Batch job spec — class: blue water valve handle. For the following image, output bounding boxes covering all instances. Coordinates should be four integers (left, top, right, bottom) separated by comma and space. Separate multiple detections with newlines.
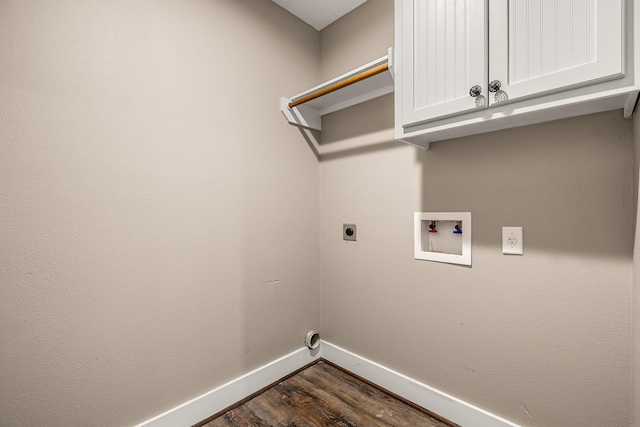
453, 223, 462, 234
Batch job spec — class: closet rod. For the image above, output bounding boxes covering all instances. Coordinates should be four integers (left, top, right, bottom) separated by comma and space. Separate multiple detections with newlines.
288, 63, 389, 109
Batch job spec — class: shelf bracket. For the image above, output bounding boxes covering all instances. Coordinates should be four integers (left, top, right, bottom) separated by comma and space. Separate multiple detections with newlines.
624, 90, 640, 119
280, 97, 321, 130
281, 50, 394, 132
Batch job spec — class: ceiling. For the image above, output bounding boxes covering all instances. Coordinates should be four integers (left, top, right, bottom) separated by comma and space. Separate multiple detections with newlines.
271, 0, 368, 31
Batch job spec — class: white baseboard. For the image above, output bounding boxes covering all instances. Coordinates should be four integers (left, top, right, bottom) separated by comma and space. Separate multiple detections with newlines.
133, 346, 320, 427
321, 341, 520, 427
134, 341, 519, 427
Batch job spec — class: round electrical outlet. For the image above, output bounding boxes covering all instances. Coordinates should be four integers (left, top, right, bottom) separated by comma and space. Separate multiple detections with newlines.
343, 223, 356, 241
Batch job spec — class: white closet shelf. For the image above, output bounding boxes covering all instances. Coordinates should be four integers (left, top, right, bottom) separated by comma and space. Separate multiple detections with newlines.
281, 48, 394, 131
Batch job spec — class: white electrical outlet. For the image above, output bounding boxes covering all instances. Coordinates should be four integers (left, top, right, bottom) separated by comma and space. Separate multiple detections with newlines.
502, 227, 523, 255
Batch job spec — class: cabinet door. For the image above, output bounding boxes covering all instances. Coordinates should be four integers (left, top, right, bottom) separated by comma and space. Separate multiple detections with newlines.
400, 0, 488, 127
488, 0, 624, 105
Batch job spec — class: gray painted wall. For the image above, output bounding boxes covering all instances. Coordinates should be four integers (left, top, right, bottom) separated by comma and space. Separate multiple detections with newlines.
632, 113, 640, 427
319, 1, 634, 426
1, 0, 636, 426
0, 1, 321, 426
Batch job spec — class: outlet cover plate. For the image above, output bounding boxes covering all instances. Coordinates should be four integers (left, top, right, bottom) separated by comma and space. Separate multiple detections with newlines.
343, 224, 356, 241
502, 227, 523, 255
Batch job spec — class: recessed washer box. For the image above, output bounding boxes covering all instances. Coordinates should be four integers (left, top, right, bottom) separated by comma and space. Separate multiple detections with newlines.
414, 212, 472, 266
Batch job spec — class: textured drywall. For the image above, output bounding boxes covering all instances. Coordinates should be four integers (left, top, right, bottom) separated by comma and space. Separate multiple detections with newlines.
0, 1, 320, 426
319, 1, 634, 426
633, 112, 640, 427
319, 0, 394, 81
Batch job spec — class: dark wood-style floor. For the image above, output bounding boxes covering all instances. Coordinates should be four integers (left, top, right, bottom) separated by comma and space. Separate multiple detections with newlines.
200, 360, 457, 427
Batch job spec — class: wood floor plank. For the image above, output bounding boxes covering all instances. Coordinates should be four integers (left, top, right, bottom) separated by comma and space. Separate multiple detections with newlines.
275, 373, 379, 426
201, 361, 453, 427
298, 363, 445, 427
207, 388, 312, 427
245, 388, 311, 427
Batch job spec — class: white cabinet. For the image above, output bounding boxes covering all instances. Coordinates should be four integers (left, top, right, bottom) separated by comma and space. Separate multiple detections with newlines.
396, 0, 636, 148
400, 1, 488, 125
489, 0, 623, 104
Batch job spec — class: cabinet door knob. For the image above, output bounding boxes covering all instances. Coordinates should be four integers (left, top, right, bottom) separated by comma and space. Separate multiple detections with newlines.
488, 80, 502, 92
469, 85, 482, 97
